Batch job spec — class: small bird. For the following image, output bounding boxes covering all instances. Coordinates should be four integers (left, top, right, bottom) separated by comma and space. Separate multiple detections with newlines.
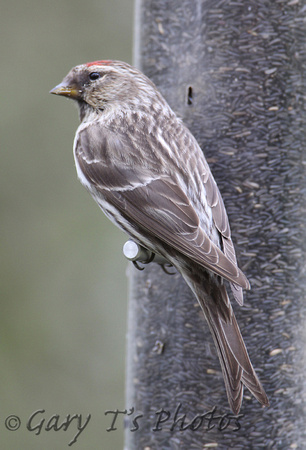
50, 60, 269, 414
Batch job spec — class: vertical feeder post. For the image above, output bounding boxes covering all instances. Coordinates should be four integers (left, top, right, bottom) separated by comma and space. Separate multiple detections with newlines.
125, 0, 306, 448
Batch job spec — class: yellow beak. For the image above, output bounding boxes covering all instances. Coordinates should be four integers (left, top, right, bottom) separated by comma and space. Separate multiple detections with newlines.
49, 82, 82, 100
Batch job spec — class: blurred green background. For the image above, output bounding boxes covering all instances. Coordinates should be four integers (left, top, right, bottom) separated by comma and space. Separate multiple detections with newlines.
1, 1, 134, 448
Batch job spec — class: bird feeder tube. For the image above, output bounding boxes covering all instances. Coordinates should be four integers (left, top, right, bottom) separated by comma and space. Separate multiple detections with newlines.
125, 0, 306, 448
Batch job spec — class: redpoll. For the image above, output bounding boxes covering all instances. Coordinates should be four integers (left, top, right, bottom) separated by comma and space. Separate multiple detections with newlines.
50, 60, 269, 413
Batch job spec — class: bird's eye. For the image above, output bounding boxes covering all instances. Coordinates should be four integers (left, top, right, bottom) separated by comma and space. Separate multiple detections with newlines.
89, 72, 101, 81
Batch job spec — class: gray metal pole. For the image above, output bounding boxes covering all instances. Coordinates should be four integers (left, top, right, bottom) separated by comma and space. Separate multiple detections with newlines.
125, 0, 306, 448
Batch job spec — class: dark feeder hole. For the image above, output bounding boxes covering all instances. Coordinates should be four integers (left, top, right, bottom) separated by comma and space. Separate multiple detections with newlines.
187, 86, 193, 105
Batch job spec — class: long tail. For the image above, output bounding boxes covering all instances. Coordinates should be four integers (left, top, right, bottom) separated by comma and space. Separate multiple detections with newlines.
182, 271, 269, 414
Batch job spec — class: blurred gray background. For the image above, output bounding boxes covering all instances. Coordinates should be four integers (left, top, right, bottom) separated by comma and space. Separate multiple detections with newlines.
1, 1, 134, 448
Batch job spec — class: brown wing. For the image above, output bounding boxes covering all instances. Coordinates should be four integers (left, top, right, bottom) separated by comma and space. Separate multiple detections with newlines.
203, 166, 245, 304
75, 122, 249, 289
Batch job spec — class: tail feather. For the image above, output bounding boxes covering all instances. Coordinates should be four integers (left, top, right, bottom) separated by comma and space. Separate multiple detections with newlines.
206, 300, 269, 414
208, 315, 244, 413
183, 272, 269, 414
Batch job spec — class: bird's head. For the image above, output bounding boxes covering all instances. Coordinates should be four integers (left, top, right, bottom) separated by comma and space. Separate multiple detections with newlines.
50, 60, 160, 121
